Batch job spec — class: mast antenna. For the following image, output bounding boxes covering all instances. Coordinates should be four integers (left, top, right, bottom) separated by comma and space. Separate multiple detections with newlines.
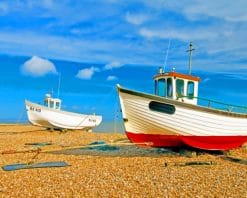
163, 38, 171, 72
57, 73, 61, 98
186, 42, 195, 75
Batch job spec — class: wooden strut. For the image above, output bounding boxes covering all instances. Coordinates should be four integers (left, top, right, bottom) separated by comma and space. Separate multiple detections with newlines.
164, 161, 217, 167
1, 148, 42, 165
1, 147, 41, 155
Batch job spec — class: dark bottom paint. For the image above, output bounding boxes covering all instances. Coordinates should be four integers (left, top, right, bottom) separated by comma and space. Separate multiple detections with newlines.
126, 131, 247, 150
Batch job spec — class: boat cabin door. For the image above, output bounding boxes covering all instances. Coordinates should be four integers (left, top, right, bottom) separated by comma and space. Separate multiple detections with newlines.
44, 94, 62, 110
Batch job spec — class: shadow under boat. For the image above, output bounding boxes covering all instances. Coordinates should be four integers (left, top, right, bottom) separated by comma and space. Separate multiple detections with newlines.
50, 140, 227, 158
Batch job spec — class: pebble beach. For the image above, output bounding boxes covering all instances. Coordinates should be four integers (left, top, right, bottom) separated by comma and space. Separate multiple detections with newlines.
0, 124, 246, 197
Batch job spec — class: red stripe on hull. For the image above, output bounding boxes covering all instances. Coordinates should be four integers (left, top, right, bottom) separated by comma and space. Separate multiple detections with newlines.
181, 136, 247, 150
126, 131, 247, 150
125, 132, 183, 147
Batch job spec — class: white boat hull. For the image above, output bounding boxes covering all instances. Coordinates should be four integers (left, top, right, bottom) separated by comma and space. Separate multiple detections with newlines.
117, 85, 247, 150
25, 100, 102, 130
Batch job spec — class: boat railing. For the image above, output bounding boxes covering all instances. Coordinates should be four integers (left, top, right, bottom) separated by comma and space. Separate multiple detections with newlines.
177, 95, 247, 114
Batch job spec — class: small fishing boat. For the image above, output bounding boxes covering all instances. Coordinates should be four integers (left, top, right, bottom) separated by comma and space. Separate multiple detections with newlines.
117, 43, 247, 150
25, 94, 102, 130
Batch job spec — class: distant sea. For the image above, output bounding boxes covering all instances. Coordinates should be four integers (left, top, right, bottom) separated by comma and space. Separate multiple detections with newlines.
1, 54, 246, 132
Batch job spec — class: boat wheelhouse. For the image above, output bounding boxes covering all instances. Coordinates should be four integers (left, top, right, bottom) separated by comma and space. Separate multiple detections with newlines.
154, 68, 200, 105
44, 94, 61, 110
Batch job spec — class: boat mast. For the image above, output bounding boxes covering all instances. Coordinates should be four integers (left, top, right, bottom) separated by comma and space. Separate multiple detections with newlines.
57, 73, 61, 98
187, 42, 195, 75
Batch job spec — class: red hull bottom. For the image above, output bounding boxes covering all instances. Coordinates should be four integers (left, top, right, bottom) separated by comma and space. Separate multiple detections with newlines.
126, 131, 247, 150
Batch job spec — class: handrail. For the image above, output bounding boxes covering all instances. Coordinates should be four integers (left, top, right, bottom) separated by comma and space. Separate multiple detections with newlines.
177, 95, 247, 112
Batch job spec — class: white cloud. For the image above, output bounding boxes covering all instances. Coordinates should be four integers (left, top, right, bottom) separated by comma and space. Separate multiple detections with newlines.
0, 31, 142, 65
104, 61, 123, 70
139, 27, 216, 41
21, 56, 57, 77
143, 0, 247, 22
42, 0, 54, 8
0, 2, 8, 15
71, 105, 81, 110
106, 75, 118, 81
223, 74, 247, 81
70, 28, 82, 35
202, 78, 210, 83
76, 66, 100, 80
182, 1, 247, 22
125, 12, 149, 25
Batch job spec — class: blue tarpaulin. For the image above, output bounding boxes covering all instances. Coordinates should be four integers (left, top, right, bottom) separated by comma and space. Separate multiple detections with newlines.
2, 161, 69, 171
85, 141, 119, 151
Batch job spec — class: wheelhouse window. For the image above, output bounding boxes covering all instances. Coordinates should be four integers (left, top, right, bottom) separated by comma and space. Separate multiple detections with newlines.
167, 78, 173, 98
55, 102, 60, 109
50, 101, 54, 108
44, 100, 48, 107
156, 79, 166, 97
187, 81, 194, 99
176, 79, 184, 97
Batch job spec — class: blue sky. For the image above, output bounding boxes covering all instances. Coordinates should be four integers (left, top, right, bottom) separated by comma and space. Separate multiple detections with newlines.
0, 0, 247, 129
0, 0, 247, 70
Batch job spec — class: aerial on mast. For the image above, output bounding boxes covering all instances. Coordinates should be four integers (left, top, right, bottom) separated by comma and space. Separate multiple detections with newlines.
187, 42, 195, 75
163, 38, 171, 73
57, 73, 61, 98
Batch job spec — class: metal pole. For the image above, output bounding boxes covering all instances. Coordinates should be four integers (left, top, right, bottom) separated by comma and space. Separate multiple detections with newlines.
57, 73, 61, 98
187, 42, 195, 75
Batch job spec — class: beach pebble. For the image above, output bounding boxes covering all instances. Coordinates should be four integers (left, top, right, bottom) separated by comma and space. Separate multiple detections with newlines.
0, 125, 246, 197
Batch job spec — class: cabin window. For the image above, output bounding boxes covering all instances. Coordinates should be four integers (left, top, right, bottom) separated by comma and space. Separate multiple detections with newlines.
176, 79, 184, 98
149, 101, 175, 114
187, 81, 194, 99
55, 102, 60, 109
44, 100, 48, 107
50, 101, 54, 108
167, 78, 173, 98
157, 79, 166, 97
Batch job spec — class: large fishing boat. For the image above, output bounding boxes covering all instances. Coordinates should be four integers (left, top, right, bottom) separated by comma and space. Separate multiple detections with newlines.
117, 43, 247, 150
25, 94, 102, 131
